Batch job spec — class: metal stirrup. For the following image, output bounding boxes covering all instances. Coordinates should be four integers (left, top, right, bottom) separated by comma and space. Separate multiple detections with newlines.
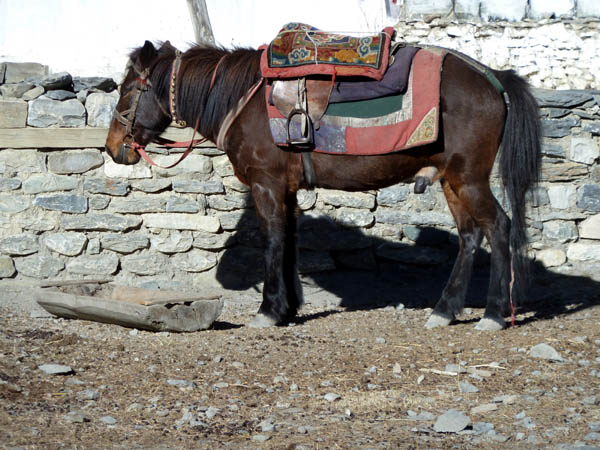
286, 78, 314, 147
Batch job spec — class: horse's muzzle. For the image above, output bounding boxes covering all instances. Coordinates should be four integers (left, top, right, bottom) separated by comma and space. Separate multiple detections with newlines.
105, 143, 139, 165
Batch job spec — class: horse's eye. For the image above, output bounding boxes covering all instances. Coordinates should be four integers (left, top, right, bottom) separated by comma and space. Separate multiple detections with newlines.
119, 85, 135, 96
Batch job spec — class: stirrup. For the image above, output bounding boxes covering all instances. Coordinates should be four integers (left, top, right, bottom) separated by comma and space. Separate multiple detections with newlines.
286, 107, 314, 147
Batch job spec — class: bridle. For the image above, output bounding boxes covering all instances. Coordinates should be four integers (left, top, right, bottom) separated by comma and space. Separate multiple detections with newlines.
113, 50, 215, 168
113, 65, 156, 139
113, 48, 265, 167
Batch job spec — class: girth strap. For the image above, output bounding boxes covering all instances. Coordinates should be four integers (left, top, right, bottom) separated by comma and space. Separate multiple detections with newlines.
301, 152, 317, 187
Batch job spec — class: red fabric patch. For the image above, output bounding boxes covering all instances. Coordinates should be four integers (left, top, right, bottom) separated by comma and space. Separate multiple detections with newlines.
342, 49, 444, 155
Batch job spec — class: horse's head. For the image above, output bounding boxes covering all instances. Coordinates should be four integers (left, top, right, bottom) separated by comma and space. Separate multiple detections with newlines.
105, 41, 173, 165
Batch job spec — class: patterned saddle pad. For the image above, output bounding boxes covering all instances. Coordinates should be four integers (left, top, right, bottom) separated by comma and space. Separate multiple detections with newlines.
266, 48, 447, 155
261, 22, 394, 80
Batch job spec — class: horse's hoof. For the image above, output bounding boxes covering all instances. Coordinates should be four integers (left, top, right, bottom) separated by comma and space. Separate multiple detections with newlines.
248, 313, 278, 328
414, 176, 430, 194
474, 317, 506, 331
424, 313, 452, 329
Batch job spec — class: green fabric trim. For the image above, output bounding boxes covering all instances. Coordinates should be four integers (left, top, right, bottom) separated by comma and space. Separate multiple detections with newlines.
414, 45, 505, 96
324, 93, 404, 119
484, 68, 505, 94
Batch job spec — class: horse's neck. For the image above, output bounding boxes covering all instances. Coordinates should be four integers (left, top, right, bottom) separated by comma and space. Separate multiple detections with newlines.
178, 49, 262, 145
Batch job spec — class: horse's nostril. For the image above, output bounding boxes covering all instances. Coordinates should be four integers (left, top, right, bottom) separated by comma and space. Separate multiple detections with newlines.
103, 144, 124, 164
117, 143, 129, 164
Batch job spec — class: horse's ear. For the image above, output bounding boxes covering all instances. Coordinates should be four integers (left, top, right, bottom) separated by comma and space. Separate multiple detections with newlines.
135, 41, 157, 70
158, 40, 176, 54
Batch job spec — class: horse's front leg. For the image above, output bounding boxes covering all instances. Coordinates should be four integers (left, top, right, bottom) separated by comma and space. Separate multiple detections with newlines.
248, 179, 302, 328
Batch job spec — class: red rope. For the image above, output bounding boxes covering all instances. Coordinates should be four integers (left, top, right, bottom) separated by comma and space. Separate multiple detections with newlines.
509, 261, 516, 327
132, 117, 207, 169
131, 137, 207, 169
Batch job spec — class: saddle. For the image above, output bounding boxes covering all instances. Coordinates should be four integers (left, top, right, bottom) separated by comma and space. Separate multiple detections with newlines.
271, 77, 333, 146
266, 47, 446, 159
262, 23, 397, 147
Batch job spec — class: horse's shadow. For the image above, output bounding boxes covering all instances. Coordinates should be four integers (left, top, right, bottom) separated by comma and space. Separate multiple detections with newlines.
215, 195, 600, 323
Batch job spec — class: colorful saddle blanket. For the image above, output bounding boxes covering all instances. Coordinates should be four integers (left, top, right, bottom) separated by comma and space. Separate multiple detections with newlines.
266, 47, 446, 155
261, 22, 394, 80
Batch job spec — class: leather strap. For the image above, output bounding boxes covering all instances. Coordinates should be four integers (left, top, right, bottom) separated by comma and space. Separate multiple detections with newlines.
211, 54, 226, 90
216, 77, 264, 149
170, 50, 187, 128
301, 151, 317, 186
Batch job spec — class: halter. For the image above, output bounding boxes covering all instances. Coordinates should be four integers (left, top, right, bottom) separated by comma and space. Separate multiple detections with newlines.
112, 49, 224, 168
113, 66, 157, 138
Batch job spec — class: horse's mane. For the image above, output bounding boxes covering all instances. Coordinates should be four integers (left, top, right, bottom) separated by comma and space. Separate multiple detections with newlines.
135, 43, 262, 139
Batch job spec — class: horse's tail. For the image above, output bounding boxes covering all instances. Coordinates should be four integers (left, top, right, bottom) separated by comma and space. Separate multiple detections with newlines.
493, 69, 542, 305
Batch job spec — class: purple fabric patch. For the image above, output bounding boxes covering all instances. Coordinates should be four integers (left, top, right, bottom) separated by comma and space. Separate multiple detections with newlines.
329, 46, 419, 103
269, 118, 348, 153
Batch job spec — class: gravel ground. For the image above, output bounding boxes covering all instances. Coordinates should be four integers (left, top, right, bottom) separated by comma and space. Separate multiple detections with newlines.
1, 266, 599, 449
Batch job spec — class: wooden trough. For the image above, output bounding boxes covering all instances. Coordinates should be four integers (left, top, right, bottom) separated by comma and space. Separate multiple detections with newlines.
35, 280, 224, 332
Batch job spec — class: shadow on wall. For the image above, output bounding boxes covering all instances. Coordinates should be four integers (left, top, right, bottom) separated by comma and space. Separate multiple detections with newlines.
216, 194, 600, 324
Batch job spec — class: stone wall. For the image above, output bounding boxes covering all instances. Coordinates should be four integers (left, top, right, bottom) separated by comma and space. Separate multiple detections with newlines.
389, 2, 600, 91
0, 59, 599, 289
0, 64, 118, 128
395, 19, 600, 90
400, 0, 600, 21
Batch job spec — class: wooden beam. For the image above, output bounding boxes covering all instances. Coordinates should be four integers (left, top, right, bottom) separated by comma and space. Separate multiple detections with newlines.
39, 279, 114, 288
36, 288, 224, 332
0, 127, 214, 149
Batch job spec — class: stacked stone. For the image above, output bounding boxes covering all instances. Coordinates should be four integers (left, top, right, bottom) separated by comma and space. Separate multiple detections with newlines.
0, 62, 599, 287
402, 0, 600, 21
0, 143, 235, 285
0, 62, 118, 129
531, 89, 600, 281
394, 19, 600, 90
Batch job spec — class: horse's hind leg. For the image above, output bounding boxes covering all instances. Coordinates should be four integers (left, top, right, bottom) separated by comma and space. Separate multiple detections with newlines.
434, 179, 511, 330
248, 179, 302, 328
475, 196, 511, 331
425, 179, 483, 328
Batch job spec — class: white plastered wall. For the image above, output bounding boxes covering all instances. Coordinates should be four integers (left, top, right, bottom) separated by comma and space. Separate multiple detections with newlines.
0, 0, 390, 81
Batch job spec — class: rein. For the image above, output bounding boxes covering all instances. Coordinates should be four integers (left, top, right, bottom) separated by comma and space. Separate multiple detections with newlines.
114, 50, 226, 168
129, 120, 206, 169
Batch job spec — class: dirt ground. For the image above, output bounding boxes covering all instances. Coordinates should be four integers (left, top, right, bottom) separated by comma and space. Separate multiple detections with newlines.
1, 267, 599, 449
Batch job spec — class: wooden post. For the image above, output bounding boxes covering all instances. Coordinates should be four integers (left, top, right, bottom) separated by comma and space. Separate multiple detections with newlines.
186, 0, 215, 44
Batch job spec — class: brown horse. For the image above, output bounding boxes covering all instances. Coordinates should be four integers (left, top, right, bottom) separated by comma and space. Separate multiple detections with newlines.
105, 40, 541, 330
